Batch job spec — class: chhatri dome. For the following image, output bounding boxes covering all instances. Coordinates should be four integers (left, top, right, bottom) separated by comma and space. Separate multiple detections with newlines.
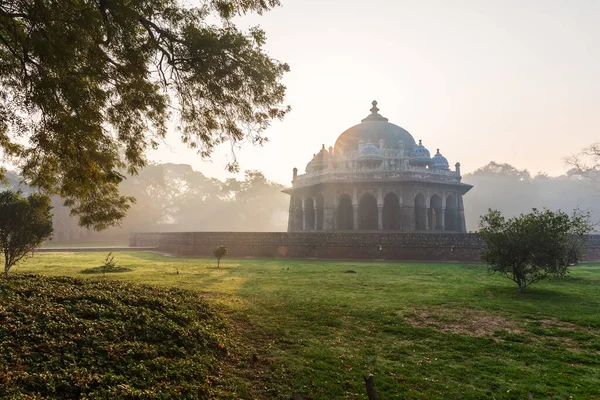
284, 101, 472, 233
334, 101, 416, 155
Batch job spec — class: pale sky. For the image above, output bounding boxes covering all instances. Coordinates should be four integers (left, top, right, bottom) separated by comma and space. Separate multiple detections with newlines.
149, 0, 600, 185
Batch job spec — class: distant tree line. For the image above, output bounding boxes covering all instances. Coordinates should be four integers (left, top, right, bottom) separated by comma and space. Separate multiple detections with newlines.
1, 164, 288, 243
3, 152, 599, 243
463, 161, 600, 232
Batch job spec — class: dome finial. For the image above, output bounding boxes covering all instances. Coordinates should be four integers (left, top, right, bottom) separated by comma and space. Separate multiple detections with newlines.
361, 100, 388, 122
419, 139, 422, 146
370, 100, 379, 115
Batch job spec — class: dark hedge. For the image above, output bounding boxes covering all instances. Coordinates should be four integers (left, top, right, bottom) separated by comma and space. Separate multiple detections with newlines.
0, 274, 229, 399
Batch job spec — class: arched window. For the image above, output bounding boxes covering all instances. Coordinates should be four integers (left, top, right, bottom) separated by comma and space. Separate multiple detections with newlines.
316, 193, 325, 230
430, 194, 443, 231
415, 193, 427, 231
336, 194, 353, 230
383, 192, 401, 230
304, 197, 315, 230
445, 194, 457, 231
292, 196, 303, 231
358, 193, 378, 230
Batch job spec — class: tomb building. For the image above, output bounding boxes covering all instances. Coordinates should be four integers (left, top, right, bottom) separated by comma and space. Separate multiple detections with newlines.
284, 101, 472, 232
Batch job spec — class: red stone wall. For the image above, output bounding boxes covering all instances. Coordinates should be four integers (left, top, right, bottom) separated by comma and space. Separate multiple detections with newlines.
130, 232, 600, 262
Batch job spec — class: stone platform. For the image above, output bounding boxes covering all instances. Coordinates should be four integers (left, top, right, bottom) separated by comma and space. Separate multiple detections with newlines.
129, 232, 600, 262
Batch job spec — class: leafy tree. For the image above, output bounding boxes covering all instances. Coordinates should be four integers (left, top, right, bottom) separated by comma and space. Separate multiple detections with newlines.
566, 143, 600, 182
0, 190, 53, 277
0, 0, 289, 230
547, 210, 594, 278
463, 161, 600, 232
463, 162, 538, 231
1, 164, 290, 243
479, 208, 592, 291
213, 245, 228, 268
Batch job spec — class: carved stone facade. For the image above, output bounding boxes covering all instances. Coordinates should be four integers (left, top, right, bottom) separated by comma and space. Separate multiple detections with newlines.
284, 101, 472, 232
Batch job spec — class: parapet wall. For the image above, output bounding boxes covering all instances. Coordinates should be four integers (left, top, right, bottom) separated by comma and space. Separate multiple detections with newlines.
130, 232, 600, 262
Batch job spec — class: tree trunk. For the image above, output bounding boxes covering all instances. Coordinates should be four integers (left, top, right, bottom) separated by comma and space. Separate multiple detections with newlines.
364, 375, 378, 400
518, 282, 527, 292
4, 254, 10, 277
217, 258, 220, 268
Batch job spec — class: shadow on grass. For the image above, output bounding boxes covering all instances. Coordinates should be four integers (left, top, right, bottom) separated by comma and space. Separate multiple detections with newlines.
481, 285, 584, 301
81, 266, 132, 274
123, 251, 177, 262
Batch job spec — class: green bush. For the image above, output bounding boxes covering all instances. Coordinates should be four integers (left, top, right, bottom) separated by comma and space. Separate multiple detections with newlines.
0, 274, 230, 399
479, 208, 592, 291
81, 253, 132, 274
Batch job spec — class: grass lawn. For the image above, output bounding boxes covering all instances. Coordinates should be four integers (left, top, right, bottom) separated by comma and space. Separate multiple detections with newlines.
12, 253, 600, 399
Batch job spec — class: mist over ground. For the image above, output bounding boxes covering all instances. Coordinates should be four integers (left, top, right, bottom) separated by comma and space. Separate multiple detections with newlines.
2, 160, 599, 243
462, 162, 600, 231
1, 164, 288, 243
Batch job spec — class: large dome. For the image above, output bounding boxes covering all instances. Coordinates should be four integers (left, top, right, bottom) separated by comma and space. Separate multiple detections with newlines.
334, 101, 416, 155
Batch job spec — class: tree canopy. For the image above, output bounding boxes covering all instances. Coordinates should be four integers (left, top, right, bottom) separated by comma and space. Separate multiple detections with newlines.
479, 208, 592, 291
213, 245, 227, 268
0, 0, 289, 229
463, 161, 600, 232
566, 143, 600, 183
0, 190, 53, 277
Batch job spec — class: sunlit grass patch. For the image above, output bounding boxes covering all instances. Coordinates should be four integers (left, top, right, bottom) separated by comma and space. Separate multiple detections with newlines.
12, 253, 600, 399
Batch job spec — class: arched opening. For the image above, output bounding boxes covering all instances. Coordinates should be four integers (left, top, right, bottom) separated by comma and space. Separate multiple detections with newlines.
316, 193, 324, 230
336, 194, 353, 230
383, 192, 401, 230
430, 194, 443, 231
358, 193, 378, 230
445, 194, 457, 231
415, 193, 427, 231
304, 197, 315, 230
292, 196, 303, 231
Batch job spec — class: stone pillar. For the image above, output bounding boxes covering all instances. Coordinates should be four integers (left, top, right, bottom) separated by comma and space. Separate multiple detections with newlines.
287, 196, 295, 232
401, 189, 414, 232
425, 195, 431, 231
323, 190, 335, 230
377, 188, 384, 230
352, 188, 359, 230
302, 198, 307, 231
401, 206, 414, 232
457, 194, 467, 233
425, 207, 433, 231
439, 208, 446, 231
325, 206, 335, 230
314, 202, 319, 231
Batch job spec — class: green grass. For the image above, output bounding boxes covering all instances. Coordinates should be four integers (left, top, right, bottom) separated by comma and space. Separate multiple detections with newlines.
10, 253, 600, 399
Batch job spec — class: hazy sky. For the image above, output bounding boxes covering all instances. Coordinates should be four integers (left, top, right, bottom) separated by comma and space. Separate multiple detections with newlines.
149, 0, 600, 185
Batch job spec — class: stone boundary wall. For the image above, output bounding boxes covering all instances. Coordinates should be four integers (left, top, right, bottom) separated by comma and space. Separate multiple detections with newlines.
129, 232, 600, 262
